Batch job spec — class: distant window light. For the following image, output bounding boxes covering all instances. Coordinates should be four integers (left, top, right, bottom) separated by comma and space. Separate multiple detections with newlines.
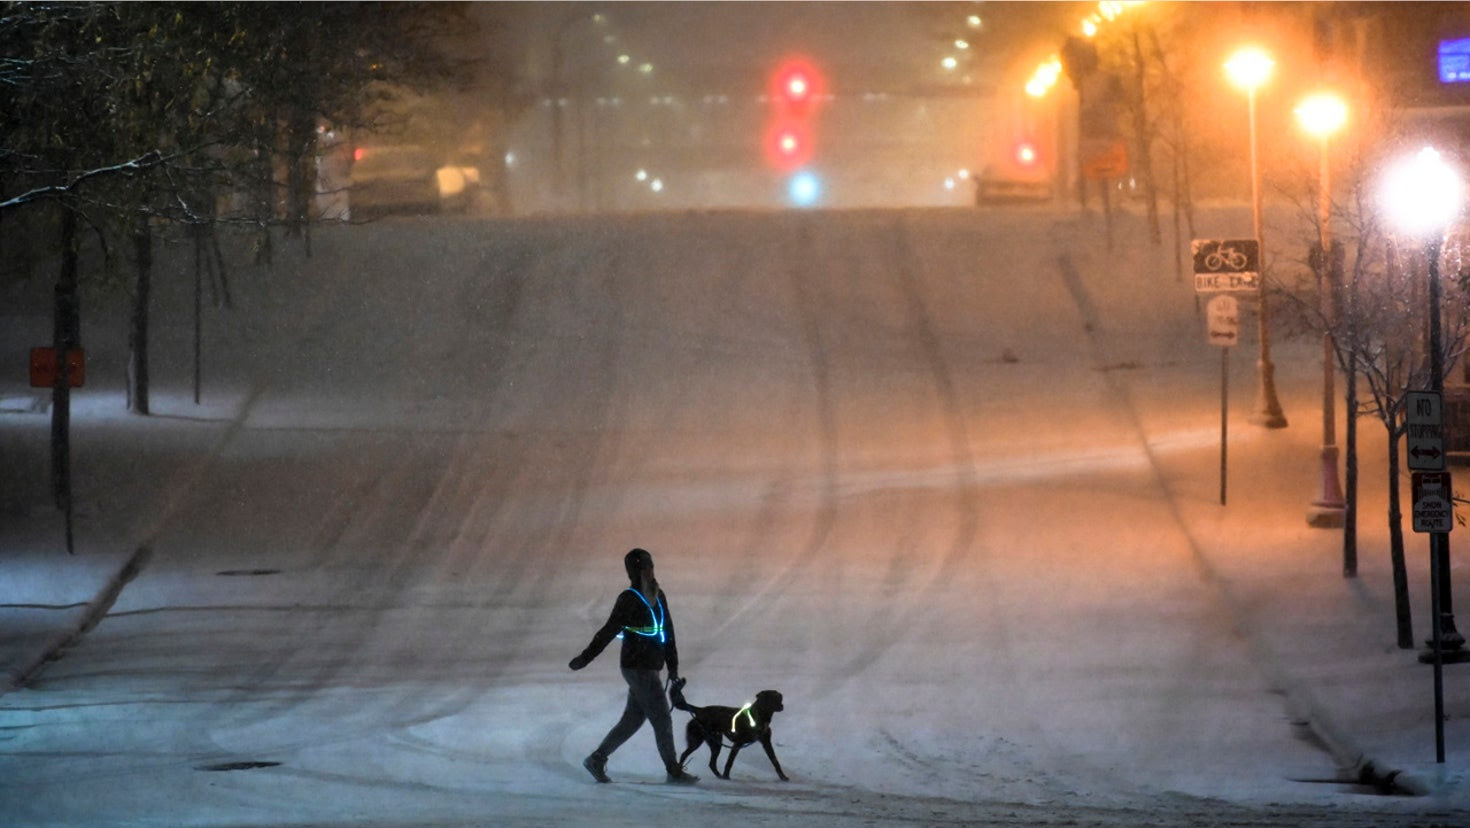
1439, 38, 1470, 83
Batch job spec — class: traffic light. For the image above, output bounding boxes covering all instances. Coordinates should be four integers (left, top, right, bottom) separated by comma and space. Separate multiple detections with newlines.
1014, 140, 1039, 168
765, 121, 814, 170
764, 57, 825, 179
772, 58, 821, 113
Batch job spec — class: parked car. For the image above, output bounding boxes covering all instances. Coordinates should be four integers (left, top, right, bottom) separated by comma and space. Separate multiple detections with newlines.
348, 143, 483, 218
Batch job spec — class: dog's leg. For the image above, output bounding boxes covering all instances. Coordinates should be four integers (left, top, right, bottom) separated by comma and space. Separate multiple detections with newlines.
759, 733, 789, 781
721, 744, 743, 779
678, 721, 702, 767
706, 741, 724, 778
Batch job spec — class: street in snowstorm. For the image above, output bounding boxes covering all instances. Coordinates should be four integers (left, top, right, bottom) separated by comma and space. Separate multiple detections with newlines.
2, 207, 1466, 826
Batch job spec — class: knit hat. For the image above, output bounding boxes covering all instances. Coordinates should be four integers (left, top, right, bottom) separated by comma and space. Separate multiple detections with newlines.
624, 548, 653, 583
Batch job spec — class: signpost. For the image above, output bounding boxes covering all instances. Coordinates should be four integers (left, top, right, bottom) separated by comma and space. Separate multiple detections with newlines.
1407, 390, 1447, 472
1413, 471, 1453, 534
1407, 389, 1451, 762
1195, 243, 1255, 506
29, 347, 85, 388
1191, 239, 1261, 292
1205, 295, 1239, 505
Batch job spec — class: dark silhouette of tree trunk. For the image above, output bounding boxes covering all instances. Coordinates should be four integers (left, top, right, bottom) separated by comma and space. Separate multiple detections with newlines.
1386, 414, 1413, 648
128, 213, 152, 415
1129, 27, 1161, 244
52, 206, 79, 553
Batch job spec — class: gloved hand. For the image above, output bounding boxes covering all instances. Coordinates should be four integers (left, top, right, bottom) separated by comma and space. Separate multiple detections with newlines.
568, 654, 590, 671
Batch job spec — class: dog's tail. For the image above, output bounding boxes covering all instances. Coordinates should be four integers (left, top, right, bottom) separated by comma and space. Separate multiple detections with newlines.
669, 676, 695, 713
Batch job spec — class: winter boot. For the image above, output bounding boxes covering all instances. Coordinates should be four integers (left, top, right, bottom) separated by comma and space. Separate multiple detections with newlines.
583, 753, 610, 783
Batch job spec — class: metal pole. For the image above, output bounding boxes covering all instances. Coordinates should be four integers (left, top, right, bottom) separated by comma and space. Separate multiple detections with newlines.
1310, 135, 1345, 526
1344, 264, 1359, 578
1432, 539, 1445, 762
1221, 346, 1229, 505
1422, 240, 1466, 662
1248, 88, 1287, 428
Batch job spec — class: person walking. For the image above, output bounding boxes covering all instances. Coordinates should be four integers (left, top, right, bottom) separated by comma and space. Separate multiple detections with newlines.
569, 547, 698, 785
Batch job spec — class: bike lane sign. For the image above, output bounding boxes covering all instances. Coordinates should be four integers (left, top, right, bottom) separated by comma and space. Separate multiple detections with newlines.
1192, 238, 1261, 292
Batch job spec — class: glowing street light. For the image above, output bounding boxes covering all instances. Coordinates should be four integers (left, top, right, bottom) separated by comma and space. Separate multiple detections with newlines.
1380, 145, 1468, 682
1295, 92, 1349, 531
1225, 46, 1287, 428
1381, 146, 1464, 234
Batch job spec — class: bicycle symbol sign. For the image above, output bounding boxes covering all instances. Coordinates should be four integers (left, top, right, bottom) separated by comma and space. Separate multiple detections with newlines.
1192, 239, 1261, 292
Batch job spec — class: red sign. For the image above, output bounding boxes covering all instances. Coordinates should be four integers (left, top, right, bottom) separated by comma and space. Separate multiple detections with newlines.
29, 347, 85, 388
1082, 138, 1128, 180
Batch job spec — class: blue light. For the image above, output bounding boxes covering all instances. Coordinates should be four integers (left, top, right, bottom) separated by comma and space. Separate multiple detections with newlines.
788, 171, 821, 207
1439, 38, 1470, 83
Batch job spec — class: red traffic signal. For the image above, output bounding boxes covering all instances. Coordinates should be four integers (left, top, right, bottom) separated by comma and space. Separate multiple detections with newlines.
770, 57, 824, 113
1014, 140, 1039, 168
764, 57, 824, 172
764, 120, 814, 171
781, 68, 812, 103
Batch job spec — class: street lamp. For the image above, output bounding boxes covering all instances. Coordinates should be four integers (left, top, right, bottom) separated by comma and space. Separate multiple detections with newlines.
1296, 92, 1349, 530
1225, 46, 1288, 428
1381, 145, 1467, 666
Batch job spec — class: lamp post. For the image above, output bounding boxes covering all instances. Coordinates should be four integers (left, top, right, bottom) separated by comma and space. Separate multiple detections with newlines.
1225, 47, 1288, 428
1296, 93, 1349, 530
1381, 146, 1467, 669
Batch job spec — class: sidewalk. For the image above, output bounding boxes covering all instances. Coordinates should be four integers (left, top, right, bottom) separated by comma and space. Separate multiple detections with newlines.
1, 388, 236, 696
1133, 357, 1470, 804
0, 535, 145, 695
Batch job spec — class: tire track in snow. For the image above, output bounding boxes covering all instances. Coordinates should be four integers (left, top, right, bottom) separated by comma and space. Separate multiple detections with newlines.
810, 215, 983, 691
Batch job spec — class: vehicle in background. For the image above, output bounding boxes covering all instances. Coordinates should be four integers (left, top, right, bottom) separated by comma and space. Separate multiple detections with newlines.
974, 138, 1052, 204
346, 143, 486, 219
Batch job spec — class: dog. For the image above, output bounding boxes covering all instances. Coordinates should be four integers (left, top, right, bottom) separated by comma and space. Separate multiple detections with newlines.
669, 677, 788, 781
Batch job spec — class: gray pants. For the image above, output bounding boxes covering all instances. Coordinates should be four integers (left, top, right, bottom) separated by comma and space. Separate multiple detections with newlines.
593, 667, 678, 771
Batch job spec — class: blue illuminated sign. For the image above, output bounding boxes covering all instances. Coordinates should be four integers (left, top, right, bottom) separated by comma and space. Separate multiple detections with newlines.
1439, 38, 1470, 83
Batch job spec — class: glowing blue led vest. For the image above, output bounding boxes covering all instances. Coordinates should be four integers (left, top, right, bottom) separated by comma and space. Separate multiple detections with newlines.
617, 588, 665, 643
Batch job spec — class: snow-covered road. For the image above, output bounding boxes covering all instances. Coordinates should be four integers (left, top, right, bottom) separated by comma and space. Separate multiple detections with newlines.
1, 208, 1462, 825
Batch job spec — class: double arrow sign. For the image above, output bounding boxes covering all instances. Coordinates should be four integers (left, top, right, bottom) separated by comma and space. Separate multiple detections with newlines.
1408, 391, 1453, 534
1407, 391, 1447, 472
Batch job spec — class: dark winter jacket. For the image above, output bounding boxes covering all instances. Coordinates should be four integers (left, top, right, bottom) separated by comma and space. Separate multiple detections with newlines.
576, 587, 679, 674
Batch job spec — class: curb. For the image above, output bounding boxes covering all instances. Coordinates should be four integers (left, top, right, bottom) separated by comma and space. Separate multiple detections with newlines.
0, 545, 151, 696
1287, 676, 1431, 797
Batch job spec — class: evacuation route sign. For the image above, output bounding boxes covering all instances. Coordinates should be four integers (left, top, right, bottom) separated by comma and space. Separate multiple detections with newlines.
1413, 471, 1454, 534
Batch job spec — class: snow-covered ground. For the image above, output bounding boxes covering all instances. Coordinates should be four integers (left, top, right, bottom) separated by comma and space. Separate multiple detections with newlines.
1, 205, 1467, 826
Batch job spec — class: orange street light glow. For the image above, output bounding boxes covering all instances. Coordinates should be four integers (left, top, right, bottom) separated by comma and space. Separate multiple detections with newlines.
1225, 46, 1274, 92
1295, 92, 1348, 140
